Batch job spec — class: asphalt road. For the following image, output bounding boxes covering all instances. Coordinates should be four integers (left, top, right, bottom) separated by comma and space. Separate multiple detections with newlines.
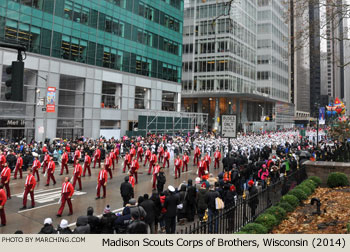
0, 155, 223, 234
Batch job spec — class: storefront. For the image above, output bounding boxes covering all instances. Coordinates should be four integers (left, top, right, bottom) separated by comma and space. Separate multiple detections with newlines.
0, 119, 34, 141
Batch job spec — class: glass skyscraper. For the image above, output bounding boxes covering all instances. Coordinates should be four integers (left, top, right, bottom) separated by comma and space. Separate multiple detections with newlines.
182, 0, 293, 131
0, 0, 186, 141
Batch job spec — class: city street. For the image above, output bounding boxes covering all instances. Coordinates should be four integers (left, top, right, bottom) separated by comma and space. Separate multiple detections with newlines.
0, 157, 222, 234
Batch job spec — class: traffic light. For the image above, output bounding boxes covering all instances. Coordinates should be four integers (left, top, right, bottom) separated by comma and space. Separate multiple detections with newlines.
5, 61, 24, 101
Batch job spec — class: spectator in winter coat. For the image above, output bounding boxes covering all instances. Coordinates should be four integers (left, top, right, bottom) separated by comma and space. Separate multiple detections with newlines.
223, 184, 237, 209
156, 167, 166, 193
196, 184, 208, 222
248, 180, 259, 219
185, 179, 197, 222
150, 190, 161, 233
258, 164, 269, 188
86, 207, 100, 234
205, 185, 220, 233
139, 194, 156, 233
38, 218, 57, 234
164, 185, 179, 234
207, 173, 217, 186
114, 207, 131, 234
126, 211, 150, 234
177, 184, 187, 224
74, 216, 90, 234
57, 219, 73, 234
99, 205, 117, 234
128, 198, 147, 221
120, 176, 134, 206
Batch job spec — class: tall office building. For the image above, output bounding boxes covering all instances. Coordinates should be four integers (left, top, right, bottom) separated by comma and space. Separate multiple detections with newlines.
289, 0, 324, 123
257, 0, 289, 102
0, 0, 187, 141
325, 0, 345, 100
182, 0, 293, 132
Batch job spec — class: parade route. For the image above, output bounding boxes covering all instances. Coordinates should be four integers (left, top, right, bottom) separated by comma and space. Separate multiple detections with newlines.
0, 156, 223, 234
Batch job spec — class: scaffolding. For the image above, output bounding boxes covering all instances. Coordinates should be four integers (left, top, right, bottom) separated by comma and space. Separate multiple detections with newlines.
134, 111, 208, 136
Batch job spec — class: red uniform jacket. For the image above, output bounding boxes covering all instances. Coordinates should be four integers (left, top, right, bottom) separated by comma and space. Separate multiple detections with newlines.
145, 149, 151, 157
183, 155, 189, 164
130, 148, 136, 156
61, 152, 68, 163
153, 165, 161, 175
84, 155, 91, 165
109, 152, 116, 160
61, 182, 74, 197
98, 170, 108, 182
214, 151, 221, 160
74, 150, 81, 159
16, 157, 23, 168
0, 154, 6, 166
164, 151, 170, 160
25, 174, 36, 189
129, 176, 135, 188
104, 157, 112, 168
33, 159, 41, 170
195, 147, 201, 156
73, 164, 82, 176
174, 158, 183, 167
94, 149, 101, 159
48, 160, 55, 172
205, 155, 211, 164
150, 154, 157, 163
44, 154, 50, 163
124, 154, 131, 164
0, 189, 7, 206
42, 146, 48, 153
158, 147, 164, 156
131, 160, 139, 171
1, 167, 11, 182
199, 160, 207, 170
137, 147, 143, 155
114, 148, 119, 156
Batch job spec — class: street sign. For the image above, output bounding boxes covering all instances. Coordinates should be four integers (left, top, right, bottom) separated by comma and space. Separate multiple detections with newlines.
42, 108, 46, 111
221, 114, 237, 138
37, 98, 44, 106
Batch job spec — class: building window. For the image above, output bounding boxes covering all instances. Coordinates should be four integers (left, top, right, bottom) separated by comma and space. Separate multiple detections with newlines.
101, 81, 122, 109
100, 120, 121, 129
162, 91, 176, 111
134, 87, 150, 109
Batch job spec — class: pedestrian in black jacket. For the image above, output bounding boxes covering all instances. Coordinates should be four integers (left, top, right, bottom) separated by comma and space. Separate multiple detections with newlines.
114, 207, 131, 234
86, 207, 100, 234
140, 194, 156, 233
177, 184, 187, 224
150, 190, 161, 233
120, 176, 134, 206
205, 185, 220, 233
100, 205, 117, 234
57, 219, 73, 234
156, 168, 166, 193
126, 211, 150, 234
164, 185, 179, 234
247, 180, 259, 220
186, 179, 196, 222
38, 218, 57, 234
74, 216, 90, 234
6, 151, 16, 171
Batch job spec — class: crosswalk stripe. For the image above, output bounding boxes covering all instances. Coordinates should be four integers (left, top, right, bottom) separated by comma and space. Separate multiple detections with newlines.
16, 189, 86, 203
